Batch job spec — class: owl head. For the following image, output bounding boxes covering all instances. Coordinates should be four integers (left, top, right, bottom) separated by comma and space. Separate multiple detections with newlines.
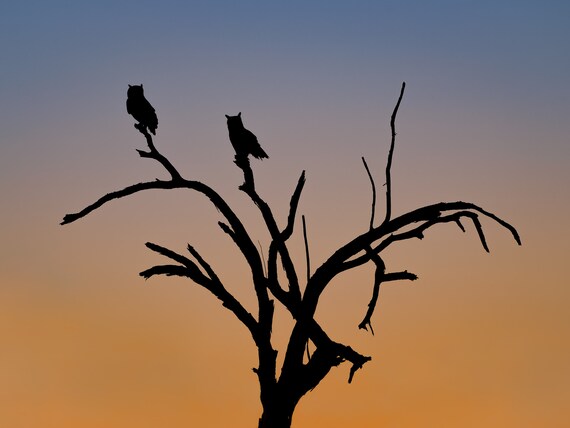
225, 112, 243, 127
127, 84, 144, 97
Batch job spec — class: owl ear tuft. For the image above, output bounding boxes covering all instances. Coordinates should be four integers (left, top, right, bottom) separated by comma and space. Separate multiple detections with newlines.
225, 114, 230, 119
128, 84, 132, 88
238, 112, 241, 117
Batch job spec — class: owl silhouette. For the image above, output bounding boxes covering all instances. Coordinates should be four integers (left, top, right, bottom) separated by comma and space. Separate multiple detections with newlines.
126, 84, 158, 135
225, 112, 268, 160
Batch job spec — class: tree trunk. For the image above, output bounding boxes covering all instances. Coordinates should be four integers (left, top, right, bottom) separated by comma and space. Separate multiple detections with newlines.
258, 404, 296, 428
258, 391, 300, 428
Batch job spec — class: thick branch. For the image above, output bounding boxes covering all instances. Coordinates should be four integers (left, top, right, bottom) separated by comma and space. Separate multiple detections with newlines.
281, 313, 372, 393
300, 348, 344, 392
230, 157, 276, 339
305, 320, 371, 385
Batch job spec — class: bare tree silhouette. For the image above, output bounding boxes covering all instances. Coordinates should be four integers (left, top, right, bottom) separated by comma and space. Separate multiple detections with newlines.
61, 82, 521, 428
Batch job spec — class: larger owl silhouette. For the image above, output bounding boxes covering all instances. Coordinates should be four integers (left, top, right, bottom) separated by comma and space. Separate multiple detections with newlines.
126, 84, 158, 135
225, 112, 268, 160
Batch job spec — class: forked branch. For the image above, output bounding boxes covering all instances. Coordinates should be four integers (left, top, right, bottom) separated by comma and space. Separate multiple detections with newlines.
134, 124, 182, 181
235, 154, 305, 308
140, 240, 260, 340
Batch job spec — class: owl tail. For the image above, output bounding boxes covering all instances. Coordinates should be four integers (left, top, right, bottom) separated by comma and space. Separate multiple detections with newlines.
252, 146, 269, 159
249, 140, 268, 159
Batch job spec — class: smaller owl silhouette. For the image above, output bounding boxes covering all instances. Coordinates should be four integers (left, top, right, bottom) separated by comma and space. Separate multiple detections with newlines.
225, 112, 268, 160
126, 84, 158, 135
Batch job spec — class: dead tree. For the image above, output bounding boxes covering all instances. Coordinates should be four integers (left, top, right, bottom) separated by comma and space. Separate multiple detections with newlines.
61, 82, 521, 428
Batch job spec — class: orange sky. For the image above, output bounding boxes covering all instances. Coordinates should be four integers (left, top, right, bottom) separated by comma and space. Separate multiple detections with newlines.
1, 1, 569, 427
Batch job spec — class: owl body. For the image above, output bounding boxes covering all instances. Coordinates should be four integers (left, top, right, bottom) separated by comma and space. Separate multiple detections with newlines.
225, 112, 268, 160
126, 84, 158, 135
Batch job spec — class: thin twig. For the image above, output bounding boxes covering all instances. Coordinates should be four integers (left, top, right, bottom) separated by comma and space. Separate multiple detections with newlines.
383, 81, 406, 226
302, 215, 311, 283
357, 249, 385, 334
140, 264, 191, 280
282, 171, 306, 240
187, 244, 221, 283
362, 157, 376, 231
258, 241, 267, 277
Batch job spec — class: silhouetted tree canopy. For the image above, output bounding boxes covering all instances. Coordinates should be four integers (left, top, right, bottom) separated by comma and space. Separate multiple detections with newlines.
62, 82, 520, 428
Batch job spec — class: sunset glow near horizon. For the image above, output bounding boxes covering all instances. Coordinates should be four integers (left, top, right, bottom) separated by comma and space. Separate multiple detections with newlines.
1, 1, 569, 427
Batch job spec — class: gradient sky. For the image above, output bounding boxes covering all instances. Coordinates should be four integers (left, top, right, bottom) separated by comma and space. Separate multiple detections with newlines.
1, 1, 569, 427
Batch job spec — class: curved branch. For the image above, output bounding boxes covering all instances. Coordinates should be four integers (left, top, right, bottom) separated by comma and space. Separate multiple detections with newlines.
62, 178, 264, 269
304, 201, 520, 318
344, 209, 514, 275
61, 180, 180, 225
